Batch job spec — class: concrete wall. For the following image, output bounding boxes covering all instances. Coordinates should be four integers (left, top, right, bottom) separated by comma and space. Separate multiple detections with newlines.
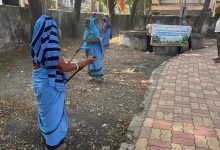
200, 17, 218, 37
49, 10, 78, 38
119, 31, 148, 50
0, 5, 31, 51
116, 15, 218, 38
0, 7, 81, 51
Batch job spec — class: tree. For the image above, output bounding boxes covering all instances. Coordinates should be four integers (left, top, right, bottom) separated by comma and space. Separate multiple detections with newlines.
28, 0, 45, 26
136, 0, 152, 15
202, 0, 211, 12
195, 0, 211, 33
71, 0, 83, 37
97, 0, 116, 19
108, 0, 116, 19
73, 0, 82, 22
129, 0, 140, 27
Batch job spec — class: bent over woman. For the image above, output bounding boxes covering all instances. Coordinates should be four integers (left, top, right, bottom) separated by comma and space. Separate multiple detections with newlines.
30, 15, 95, 149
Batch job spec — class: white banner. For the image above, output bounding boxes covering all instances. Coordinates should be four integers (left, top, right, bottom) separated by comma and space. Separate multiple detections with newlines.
151, 24, 192, 46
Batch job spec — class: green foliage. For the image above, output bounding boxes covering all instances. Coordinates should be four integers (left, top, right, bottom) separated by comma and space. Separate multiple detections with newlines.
136, 0, 152, 15
97, 0, 107, 5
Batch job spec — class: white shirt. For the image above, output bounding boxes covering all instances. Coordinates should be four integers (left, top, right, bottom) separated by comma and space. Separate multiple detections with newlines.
146, 24, 153, 35
215, 18, 220, 32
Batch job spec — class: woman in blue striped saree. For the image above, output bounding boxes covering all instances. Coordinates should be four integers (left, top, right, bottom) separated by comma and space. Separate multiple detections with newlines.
30, 15, 95, 149
82, 17, 105, 78
101, 16, 112, 48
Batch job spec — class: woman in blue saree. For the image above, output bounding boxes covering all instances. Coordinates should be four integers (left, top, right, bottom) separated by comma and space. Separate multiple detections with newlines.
30, 15, 95, 149
101, 16, 112, 48
82, 17, 105, 78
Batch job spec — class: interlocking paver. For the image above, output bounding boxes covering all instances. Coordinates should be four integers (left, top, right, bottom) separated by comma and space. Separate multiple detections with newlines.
135, 138, 147, 150
174, 116, 193, 124
155, 111, 165, 120
173, 122, 183, 132
183, 146, 196, 150
139, 126, 151, 138
191, 103, 199, 109
143, 118, 153, 128
172, 136, 195, 146
146, 146, 169, 150
174, 106, 183, 114
171, 143, 182, 150
199, 104, 208, 110
183, 123, 194, 134
172, 131, 194, 139
164, 113, 173, 121
203, 117, 214, 127
150, 128, 161, 140
161, 130, 172, 142
183, 107, 192, 115
207, 137, 220, 150
194, 135, 208, 148
193, 116, 204, 126
148, 139, 171, 149
132, 46, 220, 150
153, 119, 173, 130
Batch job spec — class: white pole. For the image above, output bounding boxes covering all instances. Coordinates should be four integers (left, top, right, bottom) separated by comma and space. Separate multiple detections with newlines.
0, 0, 2, 5
19, 0, 25, 7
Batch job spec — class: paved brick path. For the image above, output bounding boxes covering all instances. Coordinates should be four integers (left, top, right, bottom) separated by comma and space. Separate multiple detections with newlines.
135, 46, 220, 150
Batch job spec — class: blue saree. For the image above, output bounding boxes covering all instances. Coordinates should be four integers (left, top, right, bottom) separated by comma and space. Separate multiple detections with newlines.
30, 15, 68, 149
81, 17, 105, 77
101, 17, 111, 48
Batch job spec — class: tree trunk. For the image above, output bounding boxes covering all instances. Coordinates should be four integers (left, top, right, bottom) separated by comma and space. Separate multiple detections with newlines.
72, 0, 82, 37
129, 0, 139, 28
42, 0, 48, 15
202, 0, 211, 12
73, 0, 82, 22
195, 0, 211, 33
28, 0, 43, 25
108, 0, 115, 19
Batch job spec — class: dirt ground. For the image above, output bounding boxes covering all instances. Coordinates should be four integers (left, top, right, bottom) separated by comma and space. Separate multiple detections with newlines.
0, 37, 171, 150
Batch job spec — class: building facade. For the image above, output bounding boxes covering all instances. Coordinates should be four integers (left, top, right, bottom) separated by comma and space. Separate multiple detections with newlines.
151, 0, 205, 16
151, 0, 220, 16
48, 0, 100, 12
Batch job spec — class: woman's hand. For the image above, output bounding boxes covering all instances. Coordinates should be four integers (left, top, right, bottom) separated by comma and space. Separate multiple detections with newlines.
86, 56, 96, 64
85, 38, 98, 43
58, 55, 96, 73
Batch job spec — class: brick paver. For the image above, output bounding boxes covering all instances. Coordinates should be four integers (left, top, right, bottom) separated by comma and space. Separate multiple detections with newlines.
135, 47, 220, 150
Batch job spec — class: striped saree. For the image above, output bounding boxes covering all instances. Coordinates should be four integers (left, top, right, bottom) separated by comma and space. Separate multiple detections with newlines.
30, 15, 68, 149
